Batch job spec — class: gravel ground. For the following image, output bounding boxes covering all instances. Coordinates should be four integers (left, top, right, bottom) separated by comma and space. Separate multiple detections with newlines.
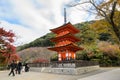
0, 68, 115, 80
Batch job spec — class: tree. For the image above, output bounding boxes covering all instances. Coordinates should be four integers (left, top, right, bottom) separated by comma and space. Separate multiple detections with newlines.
0, 28, 18, 64
75, 21, 97, 45
69, 0, 120, 44
90, 19, 119, 43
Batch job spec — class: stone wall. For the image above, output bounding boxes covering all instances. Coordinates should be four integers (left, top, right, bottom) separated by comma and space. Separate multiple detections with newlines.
30, 65, 99, 75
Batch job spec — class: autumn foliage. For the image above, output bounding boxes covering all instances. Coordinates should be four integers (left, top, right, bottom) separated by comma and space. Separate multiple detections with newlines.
98, 41, 120, 58
0, 28, 20, 64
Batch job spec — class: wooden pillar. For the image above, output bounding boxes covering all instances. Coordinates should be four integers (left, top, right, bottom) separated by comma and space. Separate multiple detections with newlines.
71, 52, 76, 60
65, 50, 68, 60
69, 52, 71, 60
58, 52, 61, 61
74, 53, 76, 59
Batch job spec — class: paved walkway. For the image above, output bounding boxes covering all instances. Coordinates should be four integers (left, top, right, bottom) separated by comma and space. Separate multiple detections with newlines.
0, 68, 119, 80
78, 68, 120, 80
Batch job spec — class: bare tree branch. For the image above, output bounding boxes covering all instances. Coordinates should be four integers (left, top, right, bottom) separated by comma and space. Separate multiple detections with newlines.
69, 0, 120, 43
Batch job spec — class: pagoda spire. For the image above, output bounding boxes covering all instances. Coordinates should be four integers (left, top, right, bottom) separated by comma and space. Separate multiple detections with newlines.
64, 8, 67, 24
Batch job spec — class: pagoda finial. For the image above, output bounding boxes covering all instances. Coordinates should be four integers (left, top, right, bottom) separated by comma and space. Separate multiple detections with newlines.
64, 8, 67, 24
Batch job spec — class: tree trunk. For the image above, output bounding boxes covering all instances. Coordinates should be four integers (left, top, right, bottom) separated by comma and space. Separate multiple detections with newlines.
110, 20, 120, 44
109, 0, 120, 44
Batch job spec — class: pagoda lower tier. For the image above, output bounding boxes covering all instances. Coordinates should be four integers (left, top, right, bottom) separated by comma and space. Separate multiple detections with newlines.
48, 43, 83, 61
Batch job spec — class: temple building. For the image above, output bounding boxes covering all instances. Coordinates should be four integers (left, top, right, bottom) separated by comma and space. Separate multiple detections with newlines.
48, 22, 83, 61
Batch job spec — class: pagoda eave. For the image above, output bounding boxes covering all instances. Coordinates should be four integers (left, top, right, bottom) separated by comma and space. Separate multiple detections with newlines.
51, 33, 80, 42
48, 43, 83, 52
50, 22, 80, 34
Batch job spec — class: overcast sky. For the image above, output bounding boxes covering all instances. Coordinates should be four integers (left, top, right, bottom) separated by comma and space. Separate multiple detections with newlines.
0, 0, 95, 46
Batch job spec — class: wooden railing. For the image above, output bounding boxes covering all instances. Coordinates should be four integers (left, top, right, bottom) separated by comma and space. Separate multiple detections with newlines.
51, 60, 98, 68
28, 60, 99, 68
28, 63, 50, 67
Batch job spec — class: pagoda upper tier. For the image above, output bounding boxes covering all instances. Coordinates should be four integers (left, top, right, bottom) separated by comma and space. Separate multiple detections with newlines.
50, 22, 80, 37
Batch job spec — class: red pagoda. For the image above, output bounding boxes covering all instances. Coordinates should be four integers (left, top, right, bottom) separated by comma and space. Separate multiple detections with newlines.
48, 22, 83, 61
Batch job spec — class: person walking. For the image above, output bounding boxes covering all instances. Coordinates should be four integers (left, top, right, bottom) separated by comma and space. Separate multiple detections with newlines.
15, 61, 19, 74
8, 60, 16, 76
17, 61, 22, 74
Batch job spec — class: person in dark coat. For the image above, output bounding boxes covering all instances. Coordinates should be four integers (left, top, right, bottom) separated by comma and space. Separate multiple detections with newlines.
17, 61, 22, 74
8, 60, 16, 76
24, 63, 29, 72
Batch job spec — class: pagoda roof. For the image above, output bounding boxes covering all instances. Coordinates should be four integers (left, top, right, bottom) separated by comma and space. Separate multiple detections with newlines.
51, 33, 80, 42
48, 43, 83, 52
50, 22, 80, 34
